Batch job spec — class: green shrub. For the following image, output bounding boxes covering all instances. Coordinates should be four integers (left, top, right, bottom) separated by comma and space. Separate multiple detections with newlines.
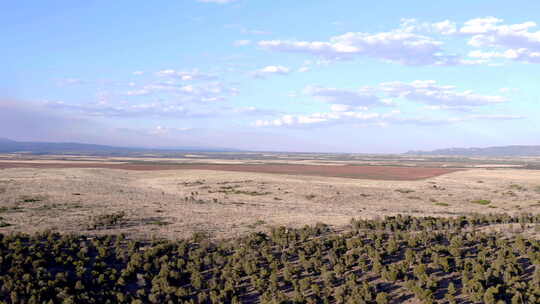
434, 202, 450, 207
471, 199, 491, 205
395, 189, 415, 194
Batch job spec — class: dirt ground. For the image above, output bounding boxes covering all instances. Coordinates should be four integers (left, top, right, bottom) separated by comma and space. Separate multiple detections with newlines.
0, 162, 458, 180
1, 165, 539, 240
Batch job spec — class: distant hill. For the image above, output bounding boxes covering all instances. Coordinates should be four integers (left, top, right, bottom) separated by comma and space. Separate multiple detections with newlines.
406, 145, 540, 157
0, 138, 16, 143
0, 138, 240, 155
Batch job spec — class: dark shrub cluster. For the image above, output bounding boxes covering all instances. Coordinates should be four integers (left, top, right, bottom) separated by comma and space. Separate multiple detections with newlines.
0, 213, 539, 303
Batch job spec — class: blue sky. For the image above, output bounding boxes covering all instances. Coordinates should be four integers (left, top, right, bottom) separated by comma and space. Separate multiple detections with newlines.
1, 0, 539, 152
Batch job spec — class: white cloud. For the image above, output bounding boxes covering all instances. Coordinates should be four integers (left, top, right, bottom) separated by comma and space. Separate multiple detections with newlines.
330, 104, 351, 112
254, 110, 398, 127
468, 48, 540, 63
399, 18, 457, 35
56, 78, 85, 87
120, 72, 239, 104
125, 89, 152, 96
234, 40, 251, 46
46, 100, 192, 118
227, 106, 280, 116
156, 69, 218, 81
459, 17, 540, 63
304, 85, 384, 107
380, 80, 508, 106
432, 20, 458, 35
252, 65, 291, 78
255, 80, 515, 128
296, 81, 507, 112
298, 67, 311, 73
254, 17, 540, 65
259, 27, 458, 65
254, 109, 523, 128
132, 71, 144, 76
149, 126, 192, 136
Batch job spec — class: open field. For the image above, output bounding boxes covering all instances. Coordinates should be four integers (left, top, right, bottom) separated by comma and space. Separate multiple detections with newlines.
0, 162, 459, 180
1, 154, 540, 240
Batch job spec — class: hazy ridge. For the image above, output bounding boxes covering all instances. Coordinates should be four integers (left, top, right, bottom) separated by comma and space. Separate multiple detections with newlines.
0, 138, 240, 155
407, 145, 540, 156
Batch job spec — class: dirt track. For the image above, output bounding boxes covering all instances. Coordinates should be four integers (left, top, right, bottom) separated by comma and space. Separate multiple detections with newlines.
0, 161, 460, 180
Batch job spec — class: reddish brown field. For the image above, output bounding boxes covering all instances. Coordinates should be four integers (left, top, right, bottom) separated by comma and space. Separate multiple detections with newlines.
0, 161, 459, 180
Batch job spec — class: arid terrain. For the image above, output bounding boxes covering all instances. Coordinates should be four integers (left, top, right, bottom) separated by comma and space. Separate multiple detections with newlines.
2, 153, 540, 304
1, 153, 539, 240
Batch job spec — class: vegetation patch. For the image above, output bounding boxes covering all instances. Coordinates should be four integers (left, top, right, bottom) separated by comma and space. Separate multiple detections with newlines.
191, 231, 212, 242
0, 217, 10, 227
434, 202, 450, 207
217, 180, 253, 185
87, 211, 127, 230
19, 195, 46, 203
36, 203, 83, 211
246, 220, 266, 229
210, 185, 271, 196
0, 214, 538, 303
509, 184, 527, 191
180, 180, 206, 187
148, 220, 171, 226
471, 199, 492, 205
395, 188, 415, 194
503, 190, 518, 197
0, 206, 24, 213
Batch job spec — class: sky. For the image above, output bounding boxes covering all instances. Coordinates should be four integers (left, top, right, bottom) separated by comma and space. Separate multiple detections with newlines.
1, 0, 539, 153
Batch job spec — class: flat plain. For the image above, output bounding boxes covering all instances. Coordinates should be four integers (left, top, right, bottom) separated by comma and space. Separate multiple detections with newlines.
1, 153, 539, 240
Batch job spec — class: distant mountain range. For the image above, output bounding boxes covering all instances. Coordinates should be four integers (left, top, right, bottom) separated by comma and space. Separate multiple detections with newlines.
0, 138, 240, 155
406, 145, 540, 157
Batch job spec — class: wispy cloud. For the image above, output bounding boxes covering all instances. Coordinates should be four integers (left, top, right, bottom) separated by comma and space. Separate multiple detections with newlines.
197, 0, 237, 4
258, 24, 459, 65
56, 78, 85, 87
254, 80, 518, 128
251, 65, 291, 78
402, 17, 540, 64
234, 39, 251, 46
254, 110, 523, 128
380, 80, 508, 106
155, 69, 218, 81
304, 85, 384, 107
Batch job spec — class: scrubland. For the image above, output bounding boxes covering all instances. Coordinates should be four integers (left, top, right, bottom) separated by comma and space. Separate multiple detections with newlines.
1, 156, 540, 303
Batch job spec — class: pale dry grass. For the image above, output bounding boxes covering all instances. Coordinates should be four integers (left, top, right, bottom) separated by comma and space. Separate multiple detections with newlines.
1, 167, 539, 239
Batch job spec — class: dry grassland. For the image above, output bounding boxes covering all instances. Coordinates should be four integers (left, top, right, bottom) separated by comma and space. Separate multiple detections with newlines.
1, 165, 540, 240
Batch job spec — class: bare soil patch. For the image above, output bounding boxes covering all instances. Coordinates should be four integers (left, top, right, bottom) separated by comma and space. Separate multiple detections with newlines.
0, 161, 459, 180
